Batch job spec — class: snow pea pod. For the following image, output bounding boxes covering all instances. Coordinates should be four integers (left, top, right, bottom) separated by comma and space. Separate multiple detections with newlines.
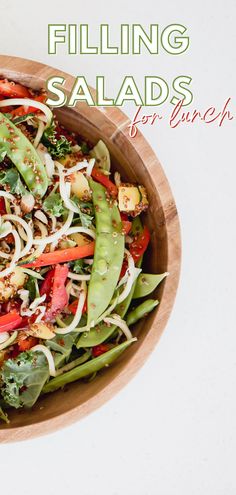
126, 299, 159, 326
87, 179, 124, 326
133, 272, 168, 299
77, 256, 143, 348
43, 338, 136, 394
0, 112, 48, 197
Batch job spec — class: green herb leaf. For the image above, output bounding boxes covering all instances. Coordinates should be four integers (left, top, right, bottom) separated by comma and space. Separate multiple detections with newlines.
72, 196, 94, 228
71, 259, 86, 274
25, 276, 37, 302
43, 192, 66, 217
42, 122, 72, 159
0, 168, 28, 195
1, 351, 49, 409
13, 113, 35, 125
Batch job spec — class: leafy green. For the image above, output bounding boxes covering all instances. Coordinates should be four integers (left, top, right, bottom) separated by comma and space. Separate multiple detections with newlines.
43, 192, 67, 217
71, 259, 86, 274
70, 259, 91, 274
1, 351, 49, 409
0, 406, 9, 424
42, 122, 72, 159
46, 333, 78, 369
13, 113, 35, 125
25, 276, 38, 302
72, 197, 94, 228
0, 168, 28, 195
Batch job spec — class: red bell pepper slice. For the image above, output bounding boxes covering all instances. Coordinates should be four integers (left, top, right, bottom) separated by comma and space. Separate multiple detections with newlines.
0, 197, 6, 215
68, 297, 87, 315
92, 344, 110, 357
0, 311, 23, 333
45, 264, 69, 321
122, 220, 132, 235
129, 225, 151, 263
18, 336, 38, 352
39, 268, 55, 302
21, 242, 95, 268
10, 94, 46, 117
0, 80, 31, 98
91, 168, 118, 197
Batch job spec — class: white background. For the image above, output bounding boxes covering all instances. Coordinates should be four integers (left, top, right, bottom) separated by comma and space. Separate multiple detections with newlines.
1, 1, 236, 494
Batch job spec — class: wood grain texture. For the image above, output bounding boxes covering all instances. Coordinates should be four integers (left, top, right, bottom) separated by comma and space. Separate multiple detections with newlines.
0, 55, 181, 442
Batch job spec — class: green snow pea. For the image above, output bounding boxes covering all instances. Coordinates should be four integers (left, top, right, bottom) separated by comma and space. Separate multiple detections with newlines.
126, 299, 159, 326
133, 272, 168, 299
77, 219, 143, 348
0, 112, 48, 197
43, 338, 136, 394
87, 179, 125, 326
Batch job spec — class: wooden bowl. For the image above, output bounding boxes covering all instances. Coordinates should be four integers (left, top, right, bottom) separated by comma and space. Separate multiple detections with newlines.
0, 55, 181, 442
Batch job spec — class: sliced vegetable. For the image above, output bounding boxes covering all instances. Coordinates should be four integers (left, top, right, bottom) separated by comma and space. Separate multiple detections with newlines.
45, 265, 68, 321
71, 172, 91, 200
0, 80, 31, 98
21, 242, 95, 268
129, 225, 151, 263
92, 343, 110, 357
118, 186, 140, 212
0, 312, 22, 333
39, 268, 55, 301
10, 94, 46, 117
68, 297, 87, 315
0, 197, 6, 215
0, 331, 18, 351
91, 168, 118, 197
0, 267, 27, 302
18, 336, 38, 352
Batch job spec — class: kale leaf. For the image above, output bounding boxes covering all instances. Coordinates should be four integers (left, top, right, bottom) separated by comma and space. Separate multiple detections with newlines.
43, 192, 67, 217
0, 168, 28, 195
1, 351, 49, 409
42, 123, 72, 159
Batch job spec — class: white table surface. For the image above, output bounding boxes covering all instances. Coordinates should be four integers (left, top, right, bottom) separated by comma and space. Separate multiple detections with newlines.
1, 1, 236, 494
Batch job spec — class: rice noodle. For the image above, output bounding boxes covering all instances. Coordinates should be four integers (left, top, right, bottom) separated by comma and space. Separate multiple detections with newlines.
67, 226, 96, 240
86, 158, 95, 176
56, 162, 81, 214
63, 160, 88, 176
117, 249, 141, 304
0, 229, 21, 277
33, 120, 45, 148
3, 214, 33, 259
34, 210, 48, 225
55, 281, 87, 335
31, 345, 56, 376
0, 221, 12, 239
0, 332, 9, 344
104, 315, 133, 340
33, 210, 73, 246
0, 250, 11, 259
0, 98, 53, 127
68, 271, 90, 281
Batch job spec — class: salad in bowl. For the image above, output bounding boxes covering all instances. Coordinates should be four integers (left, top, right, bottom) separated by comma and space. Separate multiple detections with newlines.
0, 79, 167, 424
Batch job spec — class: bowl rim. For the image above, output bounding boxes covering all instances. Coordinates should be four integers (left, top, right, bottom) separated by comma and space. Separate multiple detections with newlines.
0, 55, 181, 442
